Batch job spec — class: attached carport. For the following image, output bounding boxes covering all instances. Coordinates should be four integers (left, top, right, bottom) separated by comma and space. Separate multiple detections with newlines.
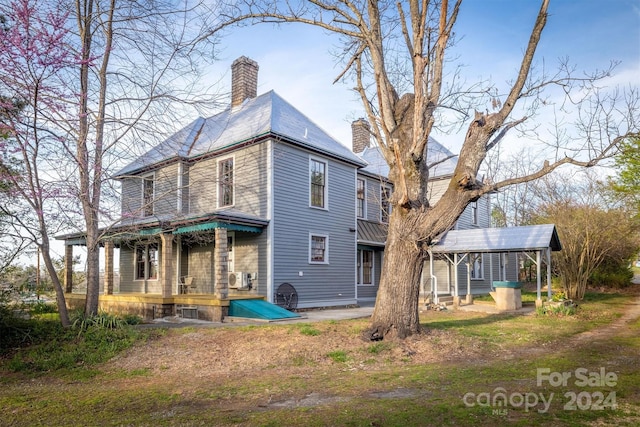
427, 224, 562, 306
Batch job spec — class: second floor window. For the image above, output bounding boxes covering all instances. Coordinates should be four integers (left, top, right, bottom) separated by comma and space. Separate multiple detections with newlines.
218, 158, 234, 207
310, 158, 327, 208
471, 201, 478, 225
380, 186, 391, 223
357, 179, 365, 218
142, 174, 154, 217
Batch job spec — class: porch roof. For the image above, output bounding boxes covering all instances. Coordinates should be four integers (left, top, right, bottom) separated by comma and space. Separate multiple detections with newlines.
357, 219, 387, 247
56, 211, 268, 245
430, 224, 561, 254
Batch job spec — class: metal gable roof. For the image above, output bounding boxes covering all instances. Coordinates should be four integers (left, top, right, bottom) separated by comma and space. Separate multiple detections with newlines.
431, 224, 562, 253
114, 90, 365, 177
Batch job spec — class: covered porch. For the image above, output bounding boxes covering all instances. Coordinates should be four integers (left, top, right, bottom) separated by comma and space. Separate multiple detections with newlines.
58, 212, 269, 321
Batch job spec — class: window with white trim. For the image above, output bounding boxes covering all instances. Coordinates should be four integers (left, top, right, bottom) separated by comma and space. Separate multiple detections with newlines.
380, 185, 391, 223
135, 243, 158, 280
471, 201, 478, 225
142, 174, 154, 217
470, 253, 483, 280
309, 234, 328, 264
310, 158, 327, 209
357, 249, 374, 285
218, 157, 234, 207
357, 178, 365, 218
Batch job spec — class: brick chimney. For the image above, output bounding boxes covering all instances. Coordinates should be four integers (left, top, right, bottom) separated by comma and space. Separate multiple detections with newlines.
351, 118, 371, 153
231, 56, 259, 108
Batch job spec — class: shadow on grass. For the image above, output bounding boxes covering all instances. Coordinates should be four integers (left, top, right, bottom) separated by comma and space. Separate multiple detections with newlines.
422, 312, 520, 331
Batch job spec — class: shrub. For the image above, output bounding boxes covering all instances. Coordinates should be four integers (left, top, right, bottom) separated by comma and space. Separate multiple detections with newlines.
536, 302, 578, 317
30, 301, 58, 315
589, 266, 634, 289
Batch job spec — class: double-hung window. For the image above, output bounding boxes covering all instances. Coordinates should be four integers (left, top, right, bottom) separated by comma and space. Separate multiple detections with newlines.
309, 234, 328, 264
357, 249, 373, 285
471, 201, 478, 225
310, 158, 327, 209
380, 185, 391, 223
135, 243, 158, 280
142, 174, 154, 217
470, 253, 483, 280
218, 157, 234, 207
357, 179, 365, 218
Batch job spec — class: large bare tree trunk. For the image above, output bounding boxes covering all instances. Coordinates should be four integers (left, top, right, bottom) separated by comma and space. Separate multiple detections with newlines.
368, 211, 424, 339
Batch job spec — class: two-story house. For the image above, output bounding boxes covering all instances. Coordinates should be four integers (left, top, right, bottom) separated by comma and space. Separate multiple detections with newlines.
59, 56, 558, 320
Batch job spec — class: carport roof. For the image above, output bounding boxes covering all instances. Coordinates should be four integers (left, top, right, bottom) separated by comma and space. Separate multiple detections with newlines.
430, 224, 561, 253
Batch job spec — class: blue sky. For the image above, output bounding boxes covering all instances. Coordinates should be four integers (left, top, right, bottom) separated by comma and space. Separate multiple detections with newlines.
206, 0, 640, 152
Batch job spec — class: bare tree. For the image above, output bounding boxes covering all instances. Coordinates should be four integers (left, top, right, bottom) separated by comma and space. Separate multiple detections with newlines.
531, 171, 640, 299
1, 0, 229, 319
222, 0, 640, 339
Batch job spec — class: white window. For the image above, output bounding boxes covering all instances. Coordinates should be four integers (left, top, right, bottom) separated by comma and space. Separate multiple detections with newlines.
357, 178, 366, 218
309, 234, 328, 264
218, 157, 234, 207
357, 249, 374, 285
310, 158, 327, 209
142, 174, 154, 217
471, 201, 478, 225
380, 185, 391, 223
470, 253, 483, 280
135, 243, 158, 280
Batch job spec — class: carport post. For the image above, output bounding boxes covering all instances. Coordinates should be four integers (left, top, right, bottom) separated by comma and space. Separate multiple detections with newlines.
536, 250, 542, 305
547, 248, 552, 300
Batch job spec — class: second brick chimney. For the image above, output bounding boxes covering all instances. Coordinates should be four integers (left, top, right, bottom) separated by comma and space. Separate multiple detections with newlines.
231, 56, 259, 108
351, 118, 371, 153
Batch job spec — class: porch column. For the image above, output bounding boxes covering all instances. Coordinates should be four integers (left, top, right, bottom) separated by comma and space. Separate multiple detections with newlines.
160, 233, 174, 298
104, 240, 114, 295
214, 228, 229, 299
64, 244, 73, 293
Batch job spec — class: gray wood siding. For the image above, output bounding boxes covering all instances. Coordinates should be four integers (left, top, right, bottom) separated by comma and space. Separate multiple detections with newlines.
231, 231, 267, 295
366, 178, 383, 223
188, 158, 217, 215
120, 178, 142, 218
272, 142, 357, 307
153, 163, 179, 218
118, 242, 161, 294
426, 178, 449, 205
187, 244, 214, 293
457, 194, 491, 230
187, 143, 269, 218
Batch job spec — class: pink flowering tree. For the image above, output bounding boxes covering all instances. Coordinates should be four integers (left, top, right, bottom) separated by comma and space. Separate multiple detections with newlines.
0, 0, 75, 325
1, 0, 226, 321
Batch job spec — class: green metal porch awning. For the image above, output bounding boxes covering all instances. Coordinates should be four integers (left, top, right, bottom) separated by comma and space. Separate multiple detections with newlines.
173, 221, 263, 235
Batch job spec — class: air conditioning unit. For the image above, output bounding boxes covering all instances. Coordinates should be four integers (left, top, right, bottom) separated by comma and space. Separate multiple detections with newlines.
228, 271, 248, 289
